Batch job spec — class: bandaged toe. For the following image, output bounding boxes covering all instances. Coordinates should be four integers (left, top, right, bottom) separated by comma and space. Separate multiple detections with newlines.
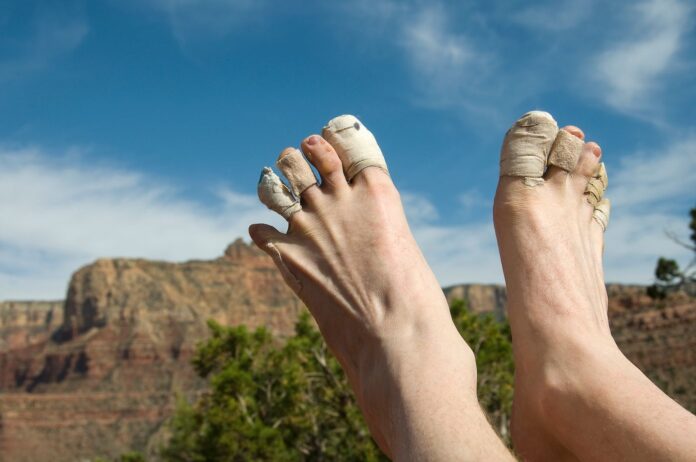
322, 115, 388, 182
548, 129, 584, 171
258, 167, 301, 220
593, 198, 611, 231
500, 111, 558, 186
585, 163, 608, 206
276, 148, 317, 197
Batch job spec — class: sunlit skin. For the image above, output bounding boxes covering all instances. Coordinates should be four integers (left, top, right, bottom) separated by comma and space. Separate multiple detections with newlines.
495, 124, 696, 461
251, 122, 696, 461
250, 135, 513, 461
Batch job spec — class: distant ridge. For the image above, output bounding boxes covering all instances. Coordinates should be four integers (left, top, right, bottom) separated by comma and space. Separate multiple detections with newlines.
1, 240, 694, 461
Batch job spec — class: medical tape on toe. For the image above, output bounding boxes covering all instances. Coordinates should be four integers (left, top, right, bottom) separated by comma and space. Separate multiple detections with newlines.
322, 115, 388, 182
548, 129, 584, 171
593, 198, 611, 231
500, 111, 558, 186
258, 167, 301, 220
276, 148, 317, 197
585, 163, 608, 206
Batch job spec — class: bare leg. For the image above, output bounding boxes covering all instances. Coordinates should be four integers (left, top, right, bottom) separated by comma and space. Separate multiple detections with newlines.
250, 117, 513, 461
494, 112, 696, 461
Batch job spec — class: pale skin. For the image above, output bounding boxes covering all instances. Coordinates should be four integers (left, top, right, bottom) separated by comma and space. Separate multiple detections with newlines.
250, 117, 696, 461
496, 124, 696, 461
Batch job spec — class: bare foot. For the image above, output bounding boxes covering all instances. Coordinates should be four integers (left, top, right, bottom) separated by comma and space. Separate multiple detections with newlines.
495, 111, 696, 461
250, 116, 512, 461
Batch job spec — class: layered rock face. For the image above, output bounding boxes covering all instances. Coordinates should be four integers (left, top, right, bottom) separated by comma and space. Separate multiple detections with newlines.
0, 240, 302, 462
0, 242, 694, 461
444, 283, 696, 412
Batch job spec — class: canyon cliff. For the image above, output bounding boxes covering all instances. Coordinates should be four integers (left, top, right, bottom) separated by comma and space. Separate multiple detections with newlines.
0, 240, 694, 461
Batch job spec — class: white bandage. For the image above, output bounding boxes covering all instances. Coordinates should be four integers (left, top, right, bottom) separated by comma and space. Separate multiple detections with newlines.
585, 163, 608, 206
593, 198, 611, 231
500, 111, 558, 186
258, 167, 301, 220
548, 129, 584, 171
322, 115, 388, 182
276, 148, 316, 197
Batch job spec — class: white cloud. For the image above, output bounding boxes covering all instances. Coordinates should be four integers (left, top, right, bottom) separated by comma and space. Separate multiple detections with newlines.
401, 192, 439, 223
405, 136, 696, 286
2, 135, 693, 301
610, 137, 696, 209
0, 12, 88, 82
603, 136, 696, 282
513, 0, 592, 32
138, 0, 261, 45
458, 189, 491, 211
0, 147, 282, 300
339, 1, 504, 119
593, 0, 692, 112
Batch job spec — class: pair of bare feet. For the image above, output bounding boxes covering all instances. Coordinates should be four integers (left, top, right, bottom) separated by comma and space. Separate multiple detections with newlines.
249, 112, 696, 461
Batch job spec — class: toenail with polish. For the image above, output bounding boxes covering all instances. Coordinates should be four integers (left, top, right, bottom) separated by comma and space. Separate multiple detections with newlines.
306, 136, 319, 146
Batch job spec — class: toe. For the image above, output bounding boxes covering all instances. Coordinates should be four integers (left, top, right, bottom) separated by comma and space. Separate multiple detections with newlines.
249, 223, 287, 248
500, 110, 558, 186
544, 127, 585, 183
257, 167, 302, 221
248, 224, 303, 295
561, 125, 585, 140
590, 198, 611, 260
276, 147, 317, 199
321, 115, 389, 184
301, 135, 349, 190
573, 142, 602, 179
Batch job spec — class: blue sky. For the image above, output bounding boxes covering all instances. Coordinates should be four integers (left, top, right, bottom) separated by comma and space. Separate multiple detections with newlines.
1, 0, 695, 299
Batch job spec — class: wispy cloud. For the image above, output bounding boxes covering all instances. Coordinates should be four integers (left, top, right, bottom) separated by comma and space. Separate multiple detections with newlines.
1, 137, 692, 300
512, 0, 593, 32
602, 136, 696, 281
592, 0, 692, 113
339, 1, 505, 120
398, 5, 494, 111
0, 11, 88, 82
138, 0, 262, 45
0, 147, 281, 300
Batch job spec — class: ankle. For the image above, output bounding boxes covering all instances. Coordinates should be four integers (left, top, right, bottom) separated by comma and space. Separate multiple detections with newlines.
354, 319, 478, 439
534, 339, 628, 423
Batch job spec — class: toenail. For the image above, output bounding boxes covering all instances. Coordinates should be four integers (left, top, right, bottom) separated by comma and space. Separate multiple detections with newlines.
306, 135, 319, 146
591, 143, 602, 158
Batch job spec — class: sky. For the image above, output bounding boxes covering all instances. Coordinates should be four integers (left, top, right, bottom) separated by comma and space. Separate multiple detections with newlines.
0, 0, 695, 300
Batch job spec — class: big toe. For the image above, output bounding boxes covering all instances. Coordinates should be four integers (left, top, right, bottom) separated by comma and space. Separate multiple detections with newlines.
321, 114, 390, 186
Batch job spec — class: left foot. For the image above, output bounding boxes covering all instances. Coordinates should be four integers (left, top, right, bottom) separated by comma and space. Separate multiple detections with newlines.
494, 111, 696, 461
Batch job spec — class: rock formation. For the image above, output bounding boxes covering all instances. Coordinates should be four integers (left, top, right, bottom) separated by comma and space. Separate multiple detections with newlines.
0, 241, 694, 461
0, 239, 302, 462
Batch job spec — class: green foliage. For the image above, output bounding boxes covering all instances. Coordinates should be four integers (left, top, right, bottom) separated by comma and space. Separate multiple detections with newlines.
648, 206, 696, 299
161, 314, 385, 462
94, 452, 147, 462
160, 302, 515, 460
450, 300, 514, 442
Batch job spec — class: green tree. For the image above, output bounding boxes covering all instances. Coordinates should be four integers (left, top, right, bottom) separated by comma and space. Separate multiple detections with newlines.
648, 207, 696, 299
450, 300, 514, 443
161, 301, 514, 460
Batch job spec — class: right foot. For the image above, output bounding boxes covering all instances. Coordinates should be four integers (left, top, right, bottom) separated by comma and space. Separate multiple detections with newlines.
251, 116, 512, 461
495, 111, 696, 461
